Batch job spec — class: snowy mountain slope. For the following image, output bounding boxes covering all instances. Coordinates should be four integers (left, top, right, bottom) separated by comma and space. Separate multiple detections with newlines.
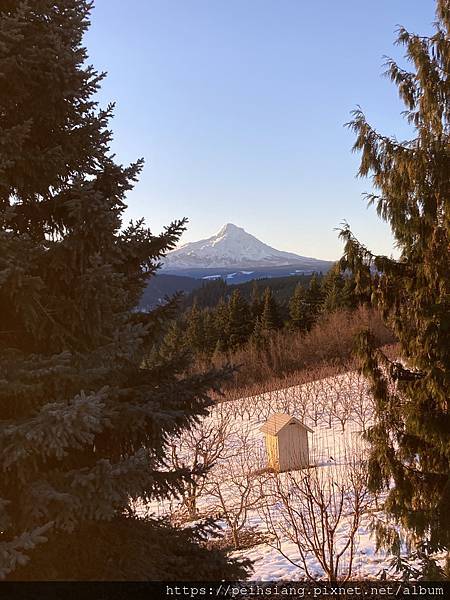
163, 223, 332, 269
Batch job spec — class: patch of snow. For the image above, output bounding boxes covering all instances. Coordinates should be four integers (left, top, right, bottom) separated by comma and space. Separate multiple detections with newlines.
136, 370, 441, 580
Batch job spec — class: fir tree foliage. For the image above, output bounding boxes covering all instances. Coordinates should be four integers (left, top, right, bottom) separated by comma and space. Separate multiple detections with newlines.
213, 297, 230, 352
340, 0, 450, 552
227, 289, 252, 350
186, 300, 207, 354
288, 283, 309, 330
249, 315, 266, 350
250, 280, 263, 320
0, 0, 247, 580
306, 273, 325, 320
260, 287, 283, 331
322, 263, 358, 313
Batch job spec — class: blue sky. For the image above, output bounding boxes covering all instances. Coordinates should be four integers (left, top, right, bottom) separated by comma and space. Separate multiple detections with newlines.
86, 1, 435, 260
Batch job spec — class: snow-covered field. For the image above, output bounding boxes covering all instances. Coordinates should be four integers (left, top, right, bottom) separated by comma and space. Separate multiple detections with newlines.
139, 371, 433, 580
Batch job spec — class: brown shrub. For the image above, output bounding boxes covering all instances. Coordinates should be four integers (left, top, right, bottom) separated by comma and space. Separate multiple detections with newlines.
195, 306, 395, 399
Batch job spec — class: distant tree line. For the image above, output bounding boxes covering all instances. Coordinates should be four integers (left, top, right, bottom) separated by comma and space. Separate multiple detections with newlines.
166, 264, 365, 357
180, 272, 316, 310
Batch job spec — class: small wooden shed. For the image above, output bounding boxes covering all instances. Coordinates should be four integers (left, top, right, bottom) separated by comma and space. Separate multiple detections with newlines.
260, 413, 313, 472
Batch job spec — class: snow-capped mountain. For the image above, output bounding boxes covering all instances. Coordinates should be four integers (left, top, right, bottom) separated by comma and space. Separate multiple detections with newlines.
163, 223, 330, 270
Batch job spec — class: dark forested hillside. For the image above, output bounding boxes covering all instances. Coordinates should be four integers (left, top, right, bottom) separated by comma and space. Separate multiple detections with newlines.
139, 271, 327, 310
182, 273, 320, 310
139, 273, 203, 309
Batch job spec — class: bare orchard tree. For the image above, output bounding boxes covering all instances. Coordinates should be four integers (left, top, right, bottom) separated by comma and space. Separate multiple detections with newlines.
321, 376, 337, 429
168, 403, 232, 521
260, 444, 373, 581
348, 371, 374, 432
289, 387, 309, 423
258, 390, 277, 422
206, 424, 268, 549
328, 374, 354, 432
229, 390, 261, 421
304, 375, 326, 428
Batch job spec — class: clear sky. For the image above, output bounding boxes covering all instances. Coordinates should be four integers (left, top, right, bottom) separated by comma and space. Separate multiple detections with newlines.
86, 0, 435, 260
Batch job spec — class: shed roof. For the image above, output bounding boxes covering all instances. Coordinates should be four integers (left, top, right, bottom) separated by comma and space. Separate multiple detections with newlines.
259, 413, 313, 436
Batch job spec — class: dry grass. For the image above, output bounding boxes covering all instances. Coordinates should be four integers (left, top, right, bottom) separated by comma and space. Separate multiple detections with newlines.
197, 306, 395, 400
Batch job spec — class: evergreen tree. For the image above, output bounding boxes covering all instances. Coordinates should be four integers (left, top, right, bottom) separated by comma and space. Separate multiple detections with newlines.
340, 0, 450, 553
202, 309, 218, 355
260, 287, 283, 331
341, 272, 359, 308
250, 281, 262, 321
227, 289, 252, 350
213, 297, 230, 353
306, 273, 324, 320
322, 263, 357, 312
249, 316, 266, 350
160, 319, 186, 359
0, 1, 247, 580
186, 300, 206, 354
288, 283, 308, 330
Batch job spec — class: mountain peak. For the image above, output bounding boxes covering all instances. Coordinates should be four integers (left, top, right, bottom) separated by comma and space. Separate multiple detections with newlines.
217, 223, 244, 235
163, 223, 330, 270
